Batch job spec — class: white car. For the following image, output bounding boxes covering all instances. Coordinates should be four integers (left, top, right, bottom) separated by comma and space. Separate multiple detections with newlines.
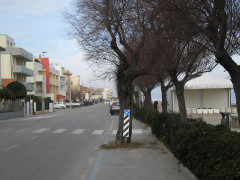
53, 101, 66, 109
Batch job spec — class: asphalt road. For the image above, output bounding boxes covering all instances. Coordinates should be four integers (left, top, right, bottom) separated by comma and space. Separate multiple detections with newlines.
0, 104, 195, 180
0, 104, 124, 180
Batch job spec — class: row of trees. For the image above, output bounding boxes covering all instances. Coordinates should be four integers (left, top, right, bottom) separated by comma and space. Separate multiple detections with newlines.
66, 0, 240, 143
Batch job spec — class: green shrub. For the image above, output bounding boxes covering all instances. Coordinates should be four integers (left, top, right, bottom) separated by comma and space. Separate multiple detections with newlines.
6, 81, 26, 99
133, 107, 240, 180
0, 88, 16, 101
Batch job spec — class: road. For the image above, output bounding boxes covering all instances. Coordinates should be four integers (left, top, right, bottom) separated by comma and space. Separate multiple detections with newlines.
0, 104, 146, 180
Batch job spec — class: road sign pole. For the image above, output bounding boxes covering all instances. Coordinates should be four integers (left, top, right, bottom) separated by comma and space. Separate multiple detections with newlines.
123, 109, 130, 138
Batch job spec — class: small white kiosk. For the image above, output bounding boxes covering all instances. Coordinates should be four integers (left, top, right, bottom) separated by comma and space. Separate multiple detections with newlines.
167, 75, 233, 114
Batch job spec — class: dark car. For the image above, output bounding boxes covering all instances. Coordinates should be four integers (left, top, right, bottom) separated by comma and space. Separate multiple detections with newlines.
110, 102, 120, 115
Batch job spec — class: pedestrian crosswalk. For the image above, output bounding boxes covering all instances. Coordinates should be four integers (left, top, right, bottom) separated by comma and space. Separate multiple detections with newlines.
0, 128, 146, 136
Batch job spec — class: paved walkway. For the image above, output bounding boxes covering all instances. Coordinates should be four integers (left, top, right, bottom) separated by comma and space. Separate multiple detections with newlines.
90, 120, 197, 180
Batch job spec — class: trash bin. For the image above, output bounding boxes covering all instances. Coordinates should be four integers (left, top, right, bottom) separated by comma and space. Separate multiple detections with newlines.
220, 112, 231, 129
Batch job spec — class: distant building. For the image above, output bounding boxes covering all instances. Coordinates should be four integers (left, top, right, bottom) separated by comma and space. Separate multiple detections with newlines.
0, 34, 34, 91
26, 58, 46, 97
62, 69, 72, 102
51, 63, 66, 101
38, 55, 60, 101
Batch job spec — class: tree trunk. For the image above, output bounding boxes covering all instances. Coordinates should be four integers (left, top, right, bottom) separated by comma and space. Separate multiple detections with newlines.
143, 90, 153, 110
174, 82, 187, 122
115, 78, 133, 143
134, 91, 141, 108
217, 54, 240, 123
161, 86, 168, 113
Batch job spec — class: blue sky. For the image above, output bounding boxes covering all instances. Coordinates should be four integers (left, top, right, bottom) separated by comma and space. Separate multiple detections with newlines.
0, 0, 237, 100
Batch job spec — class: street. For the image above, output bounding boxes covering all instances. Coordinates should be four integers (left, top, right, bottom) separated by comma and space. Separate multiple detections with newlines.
0, 104, 148, 180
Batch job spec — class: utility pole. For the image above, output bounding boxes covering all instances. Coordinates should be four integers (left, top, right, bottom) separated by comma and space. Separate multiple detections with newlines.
0, 46, 6, 88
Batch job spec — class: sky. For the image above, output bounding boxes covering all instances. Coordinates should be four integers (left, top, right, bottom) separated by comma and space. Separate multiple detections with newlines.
0, 0, 238, 100
0, 0, 117, 95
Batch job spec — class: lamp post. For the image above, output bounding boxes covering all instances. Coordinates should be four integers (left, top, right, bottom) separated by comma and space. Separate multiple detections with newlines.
0, 46, 6, 88
42, 51, 47, 112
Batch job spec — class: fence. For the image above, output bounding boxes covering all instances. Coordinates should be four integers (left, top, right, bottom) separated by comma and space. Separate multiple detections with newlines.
0, 102, 22, 113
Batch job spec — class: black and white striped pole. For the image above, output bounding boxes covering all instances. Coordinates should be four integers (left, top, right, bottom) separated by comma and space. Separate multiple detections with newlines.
123, 109, 130, 138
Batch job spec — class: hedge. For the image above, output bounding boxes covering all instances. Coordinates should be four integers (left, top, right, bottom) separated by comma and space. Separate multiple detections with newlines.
133, 105, 240, 180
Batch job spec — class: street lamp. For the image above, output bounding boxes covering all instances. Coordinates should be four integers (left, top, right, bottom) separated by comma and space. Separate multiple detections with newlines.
42, 51, 47, 112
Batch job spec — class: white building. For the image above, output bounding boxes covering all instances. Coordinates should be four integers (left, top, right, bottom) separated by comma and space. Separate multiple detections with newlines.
167, 75, 233, 114
0, 34, 34, 91
26, 59, 46, 97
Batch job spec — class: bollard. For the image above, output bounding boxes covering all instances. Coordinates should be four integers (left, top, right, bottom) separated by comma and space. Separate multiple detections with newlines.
220, 112, 231, 129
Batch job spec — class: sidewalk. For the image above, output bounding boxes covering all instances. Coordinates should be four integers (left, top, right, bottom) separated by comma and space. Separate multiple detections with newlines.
188, 113, 240, 132
90, 120, 197, 180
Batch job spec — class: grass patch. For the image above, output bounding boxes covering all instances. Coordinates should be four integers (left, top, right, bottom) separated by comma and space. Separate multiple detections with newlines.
100, 142, 145, 150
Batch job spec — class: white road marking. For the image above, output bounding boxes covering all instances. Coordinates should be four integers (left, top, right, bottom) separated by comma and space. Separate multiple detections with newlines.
4, 145, 19, 151
0, 129, 13, 133
15, 128, 30, 133
132, 129, 143, 134
72, 129, 85, 134
112, 129, 143, 135
33, 128, 49, 133
24, 115, 56, 120
92, 130, 104, 135
30, 136, 39, 140
52, 129, 67, 133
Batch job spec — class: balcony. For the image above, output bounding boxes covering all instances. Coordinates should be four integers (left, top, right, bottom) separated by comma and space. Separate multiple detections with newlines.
13, 65, 34, 76
35, 89, 43, 94
3, 47, 33, 61
22, 83, 34, 91
36, 75, 44, 82
26, 76, 34, 83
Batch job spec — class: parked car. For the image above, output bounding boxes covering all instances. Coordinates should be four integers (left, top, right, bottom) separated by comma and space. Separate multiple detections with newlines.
110, 101, 120, 115
66, 101, 81, 108
53, 101, 66, 109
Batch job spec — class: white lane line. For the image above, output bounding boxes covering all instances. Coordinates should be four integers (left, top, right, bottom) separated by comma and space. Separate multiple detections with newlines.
132, 129, 143, 134
33, 128, 49, 133
72, 129, 85, 134
4, 145, 19, 151
52, 129, 67, 134
0, 129, 13, 133
30, 136, 39, 140
92, 130, 104, 135
15, 128, 30, 133
112, 129, 143, 134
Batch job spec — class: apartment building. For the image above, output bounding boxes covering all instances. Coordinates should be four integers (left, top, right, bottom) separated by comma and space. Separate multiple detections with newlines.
0, 34, 34, 90
38, 55, 60, 102
62, 69, 72, 101
51, 63, 66, 101
26, 59, 46, 97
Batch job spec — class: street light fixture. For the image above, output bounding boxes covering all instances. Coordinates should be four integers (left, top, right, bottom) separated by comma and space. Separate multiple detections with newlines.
41, 51, 47, 113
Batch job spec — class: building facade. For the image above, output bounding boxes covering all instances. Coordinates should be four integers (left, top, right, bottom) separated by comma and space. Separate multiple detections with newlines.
0, 34, 34, 91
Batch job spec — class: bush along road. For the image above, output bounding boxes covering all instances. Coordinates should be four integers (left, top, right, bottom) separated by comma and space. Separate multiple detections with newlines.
133, 106, 240, 180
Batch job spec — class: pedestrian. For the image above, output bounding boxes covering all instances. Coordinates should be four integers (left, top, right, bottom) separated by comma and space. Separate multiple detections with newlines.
153, 101, 158, 110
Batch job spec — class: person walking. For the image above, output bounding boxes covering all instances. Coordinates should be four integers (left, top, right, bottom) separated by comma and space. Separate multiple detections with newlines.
153, 101, 158, 110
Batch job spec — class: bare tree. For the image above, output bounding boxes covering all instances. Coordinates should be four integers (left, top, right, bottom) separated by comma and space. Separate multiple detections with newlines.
165, 0, 240, 122
134, 74, 158, 110
65, 0, 155, 143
